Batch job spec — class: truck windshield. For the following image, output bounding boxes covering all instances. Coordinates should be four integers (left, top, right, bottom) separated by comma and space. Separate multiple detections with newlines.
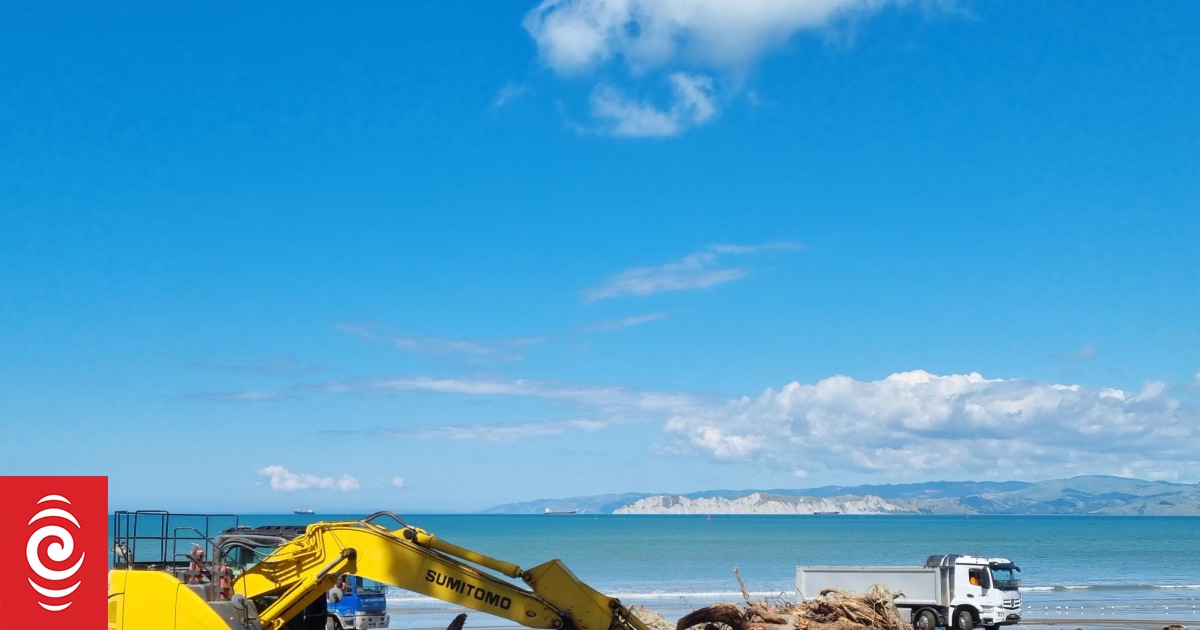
990, 567, 1020, 589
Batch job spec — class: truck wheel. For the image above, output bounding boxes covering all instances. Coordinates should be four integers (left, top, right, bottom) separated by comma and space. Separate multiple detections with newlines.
953, 608, 974, 630
914, 609, 938, 630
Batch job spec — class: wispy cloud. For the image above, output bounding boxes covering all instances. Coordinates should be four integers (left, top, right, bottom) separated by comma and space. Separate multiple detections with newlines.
356, 376, 701, 412
377, 417, 616, 443
709, 241, 806, 255
196, 389, 287, 402
179, 355, 324, 376
492, 82, 529, 110
584, 311, 668, 331
1053, 344, 1098, 362
306, 376, 695, 443
661, 370, 1200, 481
258, 465, 360, 491
337, 322, 546, 362
391, 476, 406, 488
590, 72, 716, 137
584, 252, 744, 300
583, 241, 803, 301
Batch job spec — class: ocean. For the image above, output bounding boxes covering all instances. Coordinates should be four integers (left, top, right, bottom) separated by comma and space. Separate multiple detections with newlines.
113, 513, 1200, 629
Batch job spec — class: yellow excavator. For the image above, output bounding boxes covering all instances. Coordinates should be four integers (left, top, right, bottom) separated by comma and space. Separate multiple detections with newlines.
108, 510, 653, 630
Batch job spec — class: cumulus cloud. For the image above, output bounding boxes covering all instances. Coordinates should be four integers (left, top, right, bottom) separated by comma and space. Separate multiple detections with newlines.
258, 466, 360, 491
523, 0, 900, 74
662, 370, 1200, 480
583, 241, 802, 301
522, 0, 913, 134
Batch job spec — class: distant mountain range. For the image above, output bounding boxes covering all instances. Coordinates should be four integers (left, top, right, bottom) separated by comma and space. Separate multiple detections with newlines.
483, 476, 1200, 515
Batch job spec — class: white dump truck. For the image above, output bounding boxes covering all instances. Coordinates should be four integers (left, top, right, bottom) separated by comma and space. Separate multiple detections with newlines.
797, 554, 1022, 630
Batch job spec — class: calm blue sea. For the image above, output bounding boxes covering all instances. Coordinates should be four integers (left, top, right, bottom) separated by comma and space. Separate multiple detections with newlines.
114, 513, 1200, 628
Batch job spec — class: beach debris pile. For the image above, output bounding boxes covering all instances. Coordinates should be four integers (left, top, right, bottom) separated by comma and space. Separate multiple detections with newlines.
675, 571, 909, 630
631, 605, 682, 630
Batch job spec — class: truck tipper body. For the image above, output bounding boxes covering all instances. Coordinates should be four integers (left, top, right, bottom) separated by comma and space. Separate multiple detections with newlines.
797, 554, 1022, 630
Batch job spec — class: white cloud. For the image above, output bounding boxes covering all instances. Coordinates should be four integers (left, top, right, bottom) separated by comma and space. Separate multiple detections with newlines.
585, 251, 745, 300
584, 311, 668, 331
1053, 344, 1098, 361
590, 84, 681, 137
181, 355, 324, 376
590, 72, 718, 137
363, 376, 701, 411
258, 466, 360, 491
336, 322, 545, 362
380, 417, 617, 443
316, 376, 697, 443
661, 370, 1200, 480
524, 0, 901, 74
307, 361, 1200, 478
523, 0, 915, 136
583, 241, 802, 300
492, 83, 529, 110
229, 390, 285, 401
391, 476, 406, 488
709, 241, 806, 255
198, 389, 286, 402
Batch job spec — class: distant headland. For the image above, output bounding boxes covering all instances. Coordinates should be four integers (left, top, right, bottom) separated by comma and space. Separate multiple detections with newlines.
483, 475, 1200, 516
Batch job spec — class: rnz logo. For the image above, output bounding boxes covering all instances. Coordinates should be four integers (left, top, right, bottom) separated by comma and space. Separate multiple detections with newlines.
0, 476, 107, 630
27, 494, 87, 611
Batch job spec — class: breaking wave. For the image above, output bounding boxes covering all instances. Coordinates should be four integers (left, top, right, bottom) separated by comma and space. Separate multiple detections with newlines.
1023, 584, 1200, 592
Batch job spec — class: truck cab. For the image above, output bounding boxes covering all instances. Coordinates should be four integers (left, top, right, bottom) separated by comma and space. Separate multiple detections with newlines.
927, 554, 1022, 630
327, 575, 391, 630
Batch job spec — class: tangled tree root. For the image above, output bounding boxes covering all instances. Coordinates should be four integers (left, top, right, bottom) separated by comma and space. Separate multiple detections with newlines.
676, 571, 909, 630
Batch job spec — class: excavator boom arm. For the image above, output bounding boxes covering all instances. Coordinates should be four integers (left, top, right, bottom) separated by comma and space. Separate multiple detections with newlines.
231, 518, 651, 630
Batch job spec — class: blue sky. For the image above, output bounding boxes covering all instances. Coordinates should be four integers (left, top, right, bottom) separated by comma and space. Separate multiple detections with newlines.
2, 1, 1198, 512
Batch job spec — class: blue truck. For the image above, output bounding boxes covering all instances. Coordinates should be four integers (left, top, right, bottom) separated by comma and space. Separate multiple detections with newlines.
328, 574, 391, 630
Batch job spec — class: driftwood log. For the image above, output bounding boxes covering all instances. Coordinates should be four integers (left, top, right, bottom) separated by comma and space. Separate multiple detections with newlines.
676, 570, 909, 630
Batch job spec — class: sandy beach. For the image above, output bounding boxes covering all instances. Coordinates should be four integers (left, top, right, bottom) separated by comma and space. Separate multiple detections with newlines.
383, 602, 1196, 630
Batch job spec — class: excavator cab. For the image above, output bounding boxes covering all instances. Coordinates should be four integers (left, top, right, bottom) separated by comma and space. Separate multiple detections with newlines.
109, 510, 272, 629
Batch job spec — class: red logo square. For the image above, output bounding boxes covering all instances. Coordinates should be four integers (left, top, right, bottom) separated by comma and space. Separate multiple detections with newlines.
0, 476, 108, 630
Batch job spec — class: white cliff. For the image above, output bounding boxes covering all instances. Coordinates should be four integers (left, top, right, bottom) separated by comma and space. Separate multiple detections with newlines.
612, 492, 912, 515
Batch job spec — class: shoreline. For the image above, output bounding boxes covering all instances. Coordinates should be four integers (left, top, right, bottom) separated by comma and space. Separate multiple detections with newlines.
1019, 622, 1192, 630
384, 606, 1196, 630
1023, 619, 1193, 625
